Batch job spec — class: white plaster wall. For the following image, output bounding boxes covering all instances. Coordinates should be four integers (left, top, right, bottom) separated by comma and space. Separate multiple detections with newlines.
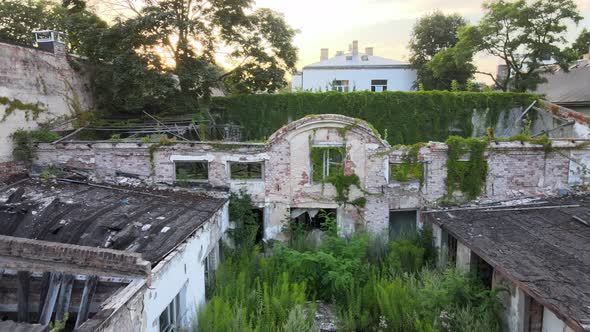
143, 202, 229, 332
0, 43, 92, 162
542, 308, 575, 332
299, 68, 416, 92
493, 270, 526, 332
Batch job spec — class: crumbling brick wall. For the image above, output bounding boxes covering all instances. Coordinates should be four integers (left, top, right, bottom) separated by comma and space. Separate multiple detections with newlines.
0, 161, 27, 182
32, 117, 589, 237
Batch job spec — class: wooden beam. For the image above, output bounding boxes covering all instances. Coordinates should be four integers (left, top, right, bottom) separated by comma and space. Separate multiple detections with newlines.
37, 272, 51, 317
17, 270, 30, 322
75, 275, 98, 328
39, 272, 63, 325
55, 274, 74, 322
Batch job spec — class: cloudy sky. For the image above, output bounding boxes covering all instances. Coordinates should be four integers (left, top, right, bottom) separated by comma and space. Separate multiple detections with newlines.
256, 0, 590, 83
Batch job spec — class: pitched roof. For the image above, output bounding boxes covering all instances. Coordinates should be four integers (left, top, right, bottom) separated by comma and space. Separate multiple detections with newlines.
303, 52, 410, 70
428, 196, 590, 330
535, 59, 590, 106
0, 179, 226, 264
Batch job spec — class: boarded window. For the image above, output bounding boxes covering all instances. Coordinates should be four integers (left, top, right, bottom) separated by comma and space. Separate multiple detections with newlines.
310, 147, 344, 182
230, 162, 263, 180
389, 210, 417, 239
175, 161, 208, 181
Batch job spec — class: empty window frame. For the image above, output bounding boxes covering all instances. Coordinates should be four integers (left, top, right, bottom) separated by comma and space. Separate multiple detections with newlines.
389, 162, 423, 183
175, 161, 208, 182
332, 80, 350, 92
310, 147, 344, 182
371, 79, 387, 92
389, 210, 417, 240
229, 162, 263, 180
159, 293, 181, 332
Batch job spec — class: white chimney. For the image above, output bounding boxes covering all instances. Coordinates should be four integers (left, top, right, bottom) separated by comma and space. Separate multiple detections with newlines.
352, 40, 359, 56
320, 48, 329, 61
365, 47, 373, 56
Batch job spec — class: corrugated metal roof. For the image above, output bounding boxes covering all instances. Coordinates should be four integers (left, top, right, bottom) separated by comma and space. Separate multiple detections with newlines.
303, 52, 410, 69
535, 59, 590, 105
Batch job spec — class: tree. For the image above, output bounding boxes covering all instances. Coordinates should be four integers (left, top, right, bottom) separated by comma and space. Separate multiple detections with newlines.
0, 0, 55, 45
408, 11, 470, 90
571, 28, 590, 58
113, 0, 298, 96
451, 0, 582, 92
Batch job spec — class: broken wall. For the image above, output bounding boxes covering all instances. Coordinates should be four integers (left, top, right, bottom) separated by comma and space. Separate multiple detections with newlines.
33, 116, 590, 238
0, 42, 92, 165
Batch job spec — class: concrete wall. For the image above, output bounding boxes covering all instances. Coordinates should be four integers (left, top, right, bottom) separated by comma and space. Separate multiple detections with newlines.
293, 67, 416, 92
0, 42, 92, 162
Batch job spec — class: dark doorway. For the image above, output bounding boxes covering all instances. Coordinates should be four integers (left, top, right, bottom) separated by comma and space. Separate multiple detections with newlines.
389, 210, 417, 240
291, 209, 337, 231
470, 253, 493, 288
252, 208, 264, 243
447, 233, 458, 265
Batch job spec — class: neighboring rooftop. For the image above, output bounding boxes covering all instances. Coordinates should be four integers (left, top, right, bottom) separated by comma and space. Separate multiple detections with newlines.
303, 40, 410, 70
536, 58, 590, 107
0, 178, 227, 264
429, 195, 590, 330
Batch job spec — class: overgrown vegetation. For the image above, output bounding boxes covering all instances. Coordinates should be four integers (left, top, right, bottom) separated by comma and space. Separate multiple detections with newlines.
196, 198, 503, 331
211, 91, 537, 144
445, 136, 488, 200
11, 129, 60, 163
390, 143, 425, 185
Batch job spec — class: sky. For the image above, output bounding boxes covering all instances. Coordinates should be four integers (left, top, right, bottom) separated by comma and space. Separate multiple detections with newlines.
255, 0, 590, 83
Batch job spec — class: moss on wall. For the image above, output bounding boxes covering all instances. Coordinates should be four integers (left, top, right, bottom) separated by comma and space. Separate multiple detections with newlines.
0, 96, 46, 122
210, 91, 538, 145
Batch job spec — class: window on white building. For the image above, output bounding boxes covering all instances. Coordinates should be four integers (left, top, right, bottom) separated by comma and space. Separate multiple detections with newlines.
332, 80, 349, 92
229, 162, 264, 180
371, 80, 388, 92
310, 147, 344, 182
175, 161, 208, 182
159, 293, 181, 332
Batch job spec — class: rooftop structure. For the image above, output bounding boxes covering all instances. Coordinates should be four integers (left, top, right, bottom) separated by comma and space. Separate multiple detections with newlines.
536, 58, 590, 115
0, 178, 228, 331
426, 196, 590, 332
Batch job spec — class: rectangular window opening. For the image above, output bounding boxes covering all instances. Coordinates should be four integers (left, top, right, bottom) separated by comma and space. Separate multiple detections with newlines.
175, 161, 208, 182
447, 233, 458, 265
311, 147, 344, 182
230, 162, 263, 180
252, 208, 264, 243
332, 80, 350, 92
291, 208, 337, 231
159, 292, 181, 332
389, 210, 417, 240
389, 162, 423, 183
470, 253, 493, 289
371, 79, 387, 92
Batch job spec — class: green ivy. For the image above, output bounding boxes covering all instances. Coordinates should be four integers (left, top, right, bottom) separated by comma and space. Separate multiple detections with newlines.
210, 91, 538, 144
390, 143, 425, 185
445, 136, 488, 200
0, 96, 46, 122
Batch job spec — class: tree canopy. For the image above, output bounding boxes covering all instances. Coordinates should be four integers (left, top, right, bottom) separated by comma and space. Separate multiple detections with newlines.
408, 11, 470, 90
444, 0, 582, 92
570, 28, 590, 59
0, 0, 298, 115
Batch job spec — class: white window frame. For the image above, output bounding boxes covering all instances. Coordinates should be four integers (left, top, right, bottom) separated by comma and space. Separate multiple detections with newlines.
159, 293, 181, 332
371, 79, 388, 92
332, 80, 350, 92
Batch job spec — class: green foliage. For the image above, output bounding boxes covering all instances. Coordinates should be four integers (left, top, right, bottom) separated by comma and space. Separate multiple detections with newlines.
390, 143, 424, 185
445, 136, 488, 200
0, 96, 46, 122
11, 129, 60, 163
282, 305, 315, 332
570, 28, 590, 59
387, 240, 426, 274
408, 11, 469, 90
450, 0, 582, 92
227, 190, 260, 253
30, 129, 60, 142
210, 91, 538, 145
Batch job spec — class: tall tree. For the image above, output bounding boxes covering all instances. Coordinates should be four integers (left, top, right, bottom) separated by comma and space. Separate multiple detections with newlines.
451, 0, 582, 92
571, 28, 590, 58
408, 11, 469, 90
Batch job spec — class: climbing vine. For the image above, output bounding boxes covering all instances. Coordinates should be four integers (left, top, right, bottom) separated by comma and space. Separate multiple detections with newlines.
210, 91, 538, 144
148, 137, 175, 175
0, 97, 46, 122
445, 136, 488, 200
390, 143, 425, 185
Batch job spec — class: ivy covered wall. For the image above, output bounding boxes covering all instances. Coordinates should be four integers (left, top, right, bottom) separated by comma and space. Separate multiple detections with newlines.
210, 91, 538, 145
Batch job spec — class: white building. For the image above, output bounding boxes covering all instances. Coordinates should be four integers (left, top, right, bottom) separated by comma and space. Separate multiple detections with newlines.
291, 40, 416, 92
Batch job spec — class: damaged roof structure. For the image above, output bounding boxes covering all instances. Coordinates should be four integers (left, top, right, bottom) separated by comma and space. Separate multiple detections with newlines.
425, 196, 590, 332
0, 178, 228, 331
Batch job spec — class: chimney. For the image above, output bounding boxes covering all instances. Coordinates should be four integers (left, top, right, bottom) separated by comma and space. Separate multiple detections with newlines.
320, 48, 329, 61
352, 40, 359, 56
365, 47, 374, 56
34, 30, 66, 55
